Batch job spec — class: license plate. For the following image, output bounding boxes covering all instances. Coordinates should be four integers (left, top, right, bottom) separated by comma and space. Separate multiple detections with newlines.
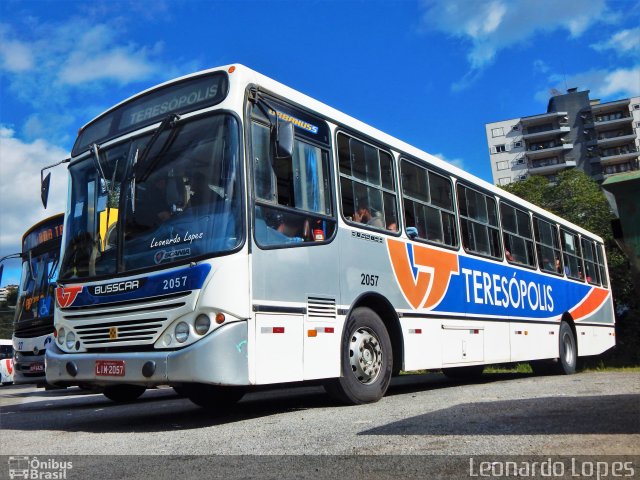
29, 363, 44, 372
95, 360, 125, 377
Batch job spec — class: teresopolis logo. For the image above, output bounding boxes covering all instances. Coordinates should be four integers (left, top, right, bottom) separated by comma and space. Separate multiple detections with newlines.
387, 239, 459, 310
55, 286, 83, 308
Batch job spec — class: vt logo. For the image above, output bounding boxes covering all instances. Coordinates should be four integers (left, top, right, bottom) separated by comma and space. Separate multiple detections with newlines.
387, 239, 459, 310
55, 285, 83, 308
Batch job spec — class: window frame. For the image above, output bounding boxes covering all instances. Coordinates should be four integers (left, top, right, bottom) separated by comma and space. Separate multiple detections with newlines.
336, 130, 401, 236
456, 183, 503, 260
560, 228, 585, 282
580, 236, 602, 286
533, 215, 564, 276
596, 243, 609, 288
399, 157, 459, 250
247, 93, 338, 250
499, 201, 537, 269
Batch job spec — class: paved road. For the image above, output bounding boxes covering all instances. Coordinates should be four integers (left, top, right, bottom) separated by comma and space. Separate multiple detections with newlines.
1, 372, 638, 478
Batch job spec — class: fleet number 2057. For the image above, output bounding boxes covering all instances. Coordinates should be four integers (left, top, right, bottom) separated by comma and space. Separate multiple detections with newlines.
163, 276, 188, 290
361, 273, 379, 286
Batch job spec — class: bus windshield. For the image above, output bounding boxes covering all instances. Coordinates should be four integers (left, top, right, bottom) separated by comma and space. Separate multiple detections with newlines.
60, 113, 242, 280
15, 248, 59, 323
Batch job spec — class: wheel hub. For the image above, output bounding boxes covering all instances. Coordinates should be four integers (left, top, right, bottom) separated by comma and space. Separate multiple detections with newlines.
349, 327, 383, 384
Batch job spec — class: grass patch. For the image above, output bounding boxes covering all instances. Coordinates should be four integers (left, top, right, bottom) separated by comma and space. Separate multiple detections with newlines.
484, 363, 533, 374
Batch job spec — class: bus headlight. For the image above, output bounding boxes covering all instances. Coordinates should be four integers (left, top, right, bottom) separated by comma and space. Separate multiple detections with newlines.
65, 331, 76, 350
57, 328, 66, 345
175, 322, 189, 343
194, 315, 211, 335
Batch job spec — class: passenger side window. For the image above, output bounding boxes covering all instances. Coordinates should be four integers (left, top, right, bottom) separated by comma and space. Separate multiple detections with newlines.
338, 133, 398, 232
580, 238, 601, 285
596, 244, 608, 288
457, 184, 501, 258
561, 229, 584, 281
533, 217, 563, 275
401, 159, 457, 247
251, 121, 335, 247
500, 202, 535, 267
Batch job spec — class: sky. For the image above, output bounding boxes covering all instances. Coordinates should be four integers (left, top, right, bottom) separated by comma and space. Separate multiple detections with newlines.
1, 0, 639, 286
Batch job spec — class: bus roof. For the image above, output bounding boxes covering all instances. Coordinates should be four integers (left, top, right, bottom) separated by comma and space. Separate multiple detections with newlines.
78, 64, 604, 243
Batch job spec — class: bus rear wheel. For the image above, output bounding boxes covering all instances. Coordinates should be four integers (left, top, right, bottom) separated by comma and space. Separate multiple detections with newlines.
324, 307, 392, 405
556, 321, 577, 375
103, 385, 146, 403
184, 384, 245, 410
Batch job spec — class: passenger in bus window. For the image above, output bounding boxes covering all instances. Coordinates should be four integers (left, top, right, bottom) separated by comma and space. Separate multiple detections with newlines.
386, 217, 398, 232
555, 257, 562, 274
353, 201, 384, 229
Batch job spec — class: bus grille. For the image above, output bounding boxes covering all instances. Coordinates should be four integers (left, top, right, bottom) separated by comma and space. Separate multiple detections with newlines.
59, 290, 199, 350
75, 318, 166, 345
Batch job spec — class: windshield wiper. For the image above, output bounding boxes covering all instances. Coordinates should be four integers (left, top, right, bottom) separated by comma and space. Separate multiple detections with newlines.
136, 113, 181, 182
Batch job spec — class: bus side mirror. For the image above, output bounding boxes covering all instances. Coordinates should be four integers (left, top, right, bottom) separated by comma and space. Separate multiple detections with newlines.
274, 119, 294, 160
41, 172, 51, 209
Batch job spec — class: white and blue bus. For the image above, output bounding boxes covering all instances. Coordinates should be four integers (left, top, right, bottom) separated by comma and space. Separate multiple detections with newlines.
12, 214, 64, 384
45, 65, 614, 406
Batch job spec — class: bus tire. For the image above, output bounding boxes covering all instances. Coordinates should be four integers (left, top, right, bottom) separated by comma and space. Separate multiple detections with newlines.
556, 321, 577, 375
325, 307, 392, 405
442, 365, 484, 380
184, 384, 245, 410
103, 385, 146, 403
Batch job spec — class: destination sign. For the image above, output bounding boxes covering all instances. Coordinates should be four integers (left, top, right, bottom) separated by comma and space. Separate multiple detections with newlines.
72, 72, 228, 156
23, 217, 64, 251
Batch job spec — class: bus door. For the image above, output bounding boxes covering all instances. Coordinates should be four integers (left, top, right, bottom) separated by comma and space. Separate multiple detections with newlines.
249, 98, 340, 384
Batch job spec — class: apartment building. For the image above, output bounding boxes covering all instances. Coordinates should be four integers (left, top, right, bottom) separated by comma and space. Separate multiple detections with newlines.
486, 89, 640, 186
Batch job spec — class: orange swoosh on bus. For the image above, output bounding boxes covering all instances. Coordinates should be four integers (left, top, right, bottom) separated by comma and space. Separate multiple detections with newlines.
569, 287, 610, 321
387, 239, 459, 310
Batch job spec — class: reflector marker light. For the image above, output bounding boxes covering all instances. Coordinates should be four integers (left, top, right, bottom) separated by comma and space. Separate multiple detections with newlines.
308, 327, 335, 337
261, 327, 285, 334
470, 329, 480, 335
515, 330, 529, 335
409, 329, 422, 334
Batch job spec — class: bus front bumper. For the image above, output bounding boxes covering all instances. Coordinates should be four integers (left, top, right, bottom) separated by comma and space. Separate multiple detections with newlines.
45, 321, 249, 387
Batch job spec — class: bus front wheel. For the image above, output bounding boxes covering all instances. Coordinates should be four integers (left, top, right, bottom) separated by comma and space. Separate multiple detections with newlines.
103, 385, 146, 403
325, 307, 393, 405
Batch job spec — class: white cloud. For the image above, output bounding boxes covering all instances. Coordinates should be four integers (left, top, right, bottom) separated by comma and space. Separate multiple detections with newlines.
420, 0, 611, 82
59, 47, 160, 85
0, 21, 179, 130
592, 27, 640, 56
0, 127, 68, 258
535, 66, 640, 102
0, 39, 34, 72
433, 152, 465, 170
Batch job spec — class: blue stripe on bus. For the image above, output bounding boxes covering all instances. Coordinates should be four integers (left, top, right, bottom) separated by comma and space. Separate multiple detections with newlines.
66, 263, 211, 308
434, 255, 592, 319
